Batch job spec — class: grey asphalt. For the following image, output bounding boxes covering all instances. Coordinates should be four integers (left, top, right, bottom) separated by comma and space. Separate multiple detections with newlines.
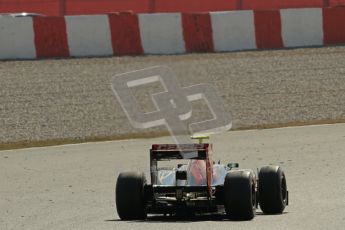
1, 46, 345, 146
1, 124, 345, 230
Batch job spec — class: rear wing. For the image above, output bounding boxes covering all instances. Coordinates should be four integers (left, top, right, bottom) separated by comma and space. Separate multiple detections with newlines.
150, 144, 212, 160
150, 143, 214, 197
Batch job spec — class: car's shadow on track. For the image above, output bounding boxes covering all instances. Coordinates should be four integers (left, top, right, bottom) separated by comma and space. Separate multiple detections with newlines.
106, 212, 288, 223
144, 214, 228, 222
106, 214, 227, 223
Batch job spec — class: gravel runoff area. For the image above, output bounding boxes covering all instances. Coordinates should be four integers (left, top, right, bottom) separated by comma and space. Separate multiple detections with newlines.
1, 46, 345, 148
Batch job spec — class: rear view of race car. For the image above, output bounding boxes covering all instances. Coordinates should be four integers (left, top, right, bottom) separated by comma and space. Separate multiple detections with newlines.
116, 143, 288, 220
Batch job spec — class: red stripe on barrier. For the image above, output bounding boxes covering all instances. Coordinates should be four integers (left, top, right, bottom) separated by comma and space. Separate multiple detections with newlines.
108, 13, 143, 55
33, 17, 69, 58
254, 10, 283, 49
323, 7, 345, 45
182, 13, 214, 53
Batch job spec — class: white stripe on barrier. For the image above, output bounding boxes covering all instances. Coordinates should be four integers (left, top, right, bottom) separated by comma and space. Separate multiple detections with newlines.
139, 13, 185, 54
210, 11, 256, 52
0, 17, 36, 59
281, 8, 323, 47
65, 15, 113, 57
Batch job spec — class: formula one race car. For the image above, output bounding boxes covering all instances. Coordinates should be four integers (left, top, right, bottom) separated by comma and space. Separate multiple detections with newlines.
115, 137, 288, 220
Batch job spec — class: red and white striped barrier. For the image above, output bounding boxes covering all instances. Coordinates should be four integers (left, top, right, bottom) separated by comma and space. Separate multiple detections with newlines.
1, 8, 345, 60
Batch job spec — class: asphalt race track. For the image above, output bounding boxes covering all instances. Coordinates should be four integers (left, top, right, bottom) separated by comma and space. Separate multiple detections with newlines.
1, 124, 345, 230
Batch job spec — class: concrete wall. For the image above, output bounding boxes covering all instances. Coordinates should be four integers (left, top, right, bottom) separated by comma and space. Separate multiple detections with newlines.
1, 0, 345, 16
1, 7, 345, 60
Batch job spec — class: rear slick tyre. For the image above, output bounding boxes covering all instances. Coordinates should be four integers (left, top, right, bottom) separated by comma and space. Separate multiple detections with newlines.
259, 166, 287, 214
116, 172, 147, 220
224, 170, 256, 220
